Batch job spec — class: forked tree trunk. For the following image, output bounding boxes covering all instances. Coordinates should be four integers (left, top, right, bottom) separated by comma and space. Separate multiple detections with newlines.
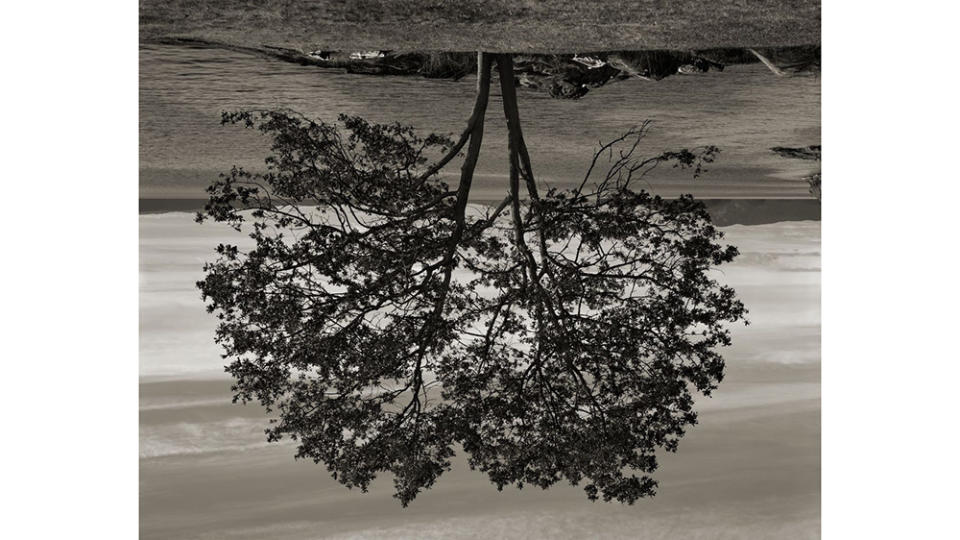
496, 54, 540, 202
496, 53, 553, 284
410, 52, 493, 408
437, 51, 492, 298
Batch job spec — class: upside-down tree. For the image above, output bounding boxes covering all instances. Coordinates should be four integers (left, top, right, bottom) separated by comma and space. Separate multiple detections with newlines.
197, 52, 746, 506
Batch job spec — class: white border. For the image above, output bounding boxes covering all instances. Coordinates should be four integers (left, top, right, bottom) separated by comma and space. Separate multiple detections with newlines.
4, 1, 960, 538
823, 2, 960, 539
3, 1, 138, 538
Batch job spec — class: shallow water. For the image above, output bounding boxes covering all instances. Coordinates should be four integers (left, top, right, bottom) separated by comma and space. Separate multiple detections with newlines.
140, 45, 820, 199
139, 211, 819, 539
139, 211, 819, 378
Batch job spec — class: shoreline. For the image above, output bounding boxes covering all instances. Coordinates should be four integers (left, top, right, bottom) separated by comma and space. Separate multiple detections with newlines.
139, 198, 821, 226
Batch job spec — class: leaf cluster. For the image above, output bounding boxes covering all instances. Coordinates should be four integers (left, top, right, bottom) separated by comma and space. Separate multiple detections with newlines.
198, 111, 745, 506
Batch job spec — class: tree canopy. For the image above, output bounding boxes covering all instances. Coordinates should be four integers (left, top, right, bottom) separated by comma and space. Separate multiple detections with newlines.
197, 53, 746, 506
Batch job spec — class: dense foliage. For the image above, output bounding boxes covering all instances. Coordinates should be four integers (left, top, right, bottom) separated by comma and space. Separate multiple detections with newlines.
197, 106, 745, 506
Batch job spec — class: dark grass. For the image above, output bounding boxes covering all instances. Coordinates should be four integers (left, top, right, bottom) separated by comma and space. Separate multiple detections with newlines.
140, 0, 820, 53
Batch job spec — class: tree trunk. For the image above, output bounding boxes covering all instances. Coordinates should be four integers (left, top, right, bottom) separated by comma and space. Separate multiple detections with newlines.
419, 51, 493, 182
453, 52, 493, 222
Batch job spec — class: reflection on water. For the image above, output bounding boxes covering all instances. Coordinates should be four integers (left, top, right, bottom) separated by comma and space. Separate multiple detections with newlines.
140, 211, 819, 379
139, 42, 821, 539
139, 211, 819, 539
140, 44, 820, 199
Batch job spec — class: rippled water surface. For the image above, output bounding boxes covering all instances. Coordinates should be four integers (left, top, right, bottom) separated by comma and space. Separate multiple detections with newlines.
140, 211, 820, 539
140, 45, 820, 199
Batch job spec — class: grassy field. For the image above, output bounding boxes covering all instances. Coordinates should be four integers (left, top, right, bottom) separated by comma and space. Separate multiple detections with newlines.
140, 0, 820, 53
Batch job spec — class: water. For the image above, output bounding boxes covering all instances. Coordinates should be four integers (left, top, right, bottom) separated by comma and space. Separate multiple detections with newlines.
139, 44, 820, 539
140, 211, 819, 538
140, 210, 819, 379
140, 44, 821, 200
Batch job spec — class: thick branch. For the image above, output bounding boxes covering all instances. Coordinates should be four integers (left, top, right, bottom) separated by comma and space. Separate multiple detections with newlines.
407, 51, 493, 410
452, 52, 493, 229
496, 54, 540, 287
418, 53, 492, 182
497, 54, 555, 280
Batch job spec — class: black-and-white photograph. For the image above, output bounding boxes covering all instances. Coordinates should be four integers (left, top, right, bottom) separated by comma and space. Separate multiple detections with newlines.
137, 2, 821, 538
11, 2, 960, 539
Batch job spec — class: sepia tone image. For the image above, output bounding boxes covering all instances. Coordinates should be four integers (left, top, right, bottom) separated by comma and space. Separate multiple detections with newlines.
140, 2, 821, 538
